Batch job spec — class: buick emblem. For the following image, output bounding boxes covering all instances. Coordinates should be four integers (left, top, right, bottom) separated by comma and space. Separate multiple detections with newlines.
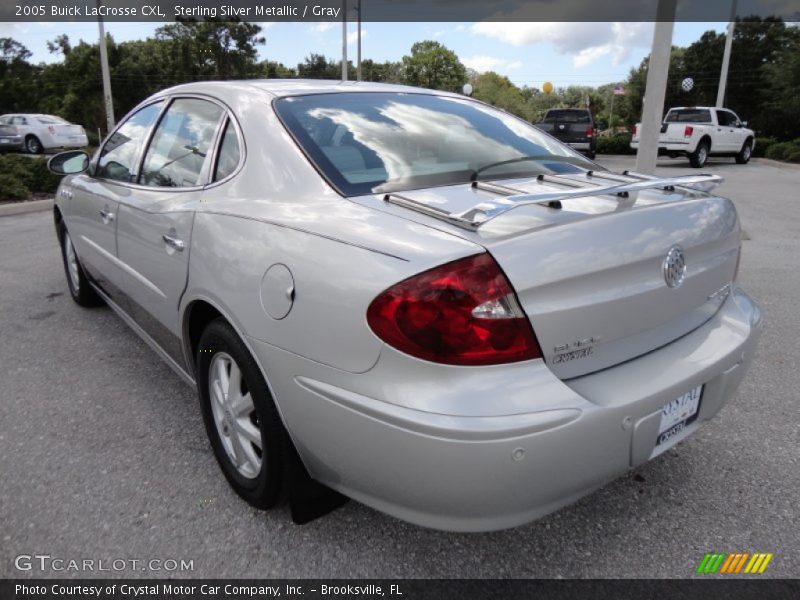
663, 245, 686, 288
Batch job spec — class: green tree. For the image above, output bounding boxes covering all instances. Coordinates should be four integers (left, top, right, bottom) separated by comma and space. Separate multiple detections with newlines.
0, 38, 38, 113
401, 41, 467, 92
297, 53, 342, 79
155, 18, 266, 80
471, 71, 530, 119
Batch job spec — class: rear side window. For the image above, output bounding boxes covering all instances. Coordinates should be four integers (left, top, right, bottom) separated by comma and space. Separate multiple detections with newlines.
664, 109, 712, 123
97, 101, 163, 182
139, 98, 223, 188
213, 120, 241, 182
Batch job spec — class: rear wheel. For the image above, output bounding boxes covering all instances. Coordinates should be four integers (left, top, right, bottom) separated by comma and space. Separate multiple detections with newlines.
735, 140, 752, 164
25, 135, 43, 154
689, 140, 709, 168
197, 319, 288, 509
59, 223, 102, 307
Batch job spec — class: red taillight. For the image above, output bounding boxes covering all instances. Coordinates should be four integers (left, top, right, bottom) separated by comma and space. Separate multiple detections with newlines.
632, 125, 637, 137
585, 126, 594, 138
684, 125, 694, 138
367, 254, 542, 366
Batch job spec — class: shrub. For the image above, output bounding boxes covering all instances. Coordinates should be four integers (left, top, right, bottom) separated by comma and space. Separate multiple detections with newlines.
765, 141, 800, 161
0, 154, 63, 200
0, 172, 31, 201
26, 156, 63, 193
752, 137, 777, 158
785, 149, 800, 163
597, 133, 635, 155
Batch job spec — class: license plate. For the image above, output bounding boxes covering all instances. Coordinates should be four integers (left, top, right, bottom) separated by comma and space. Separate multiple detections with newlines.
0, 139, 8, 144
657, 386, 702, 446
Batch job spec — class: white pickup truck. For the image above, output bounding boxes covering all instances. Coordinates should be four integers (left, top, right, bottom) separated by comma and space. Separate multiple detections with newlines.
631, 107, 755, 168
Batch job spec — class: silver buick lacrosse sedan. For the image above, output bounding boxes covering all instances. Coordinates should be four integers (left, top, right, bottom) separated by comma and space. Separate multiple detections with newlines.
49, 80, 761, 531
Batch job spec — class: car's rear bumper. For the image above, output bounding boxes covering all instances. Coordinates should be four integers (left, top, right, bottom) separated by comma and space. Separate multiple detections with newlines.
631, 140, 693, 154
250, 286, 761, 532
52, 136, 89, 149
566, 141, 592, 151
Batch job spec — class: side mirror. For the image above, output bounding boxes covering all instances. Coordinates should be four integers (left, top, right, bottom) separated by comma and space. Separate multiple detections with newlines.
48, 150, 89, 175
741, 121, 748, 127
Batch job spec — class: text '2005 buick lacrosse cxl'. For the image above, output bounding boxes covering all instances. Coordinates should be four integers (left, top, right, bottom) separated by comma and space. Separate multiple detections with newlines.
48, 81, 761, 532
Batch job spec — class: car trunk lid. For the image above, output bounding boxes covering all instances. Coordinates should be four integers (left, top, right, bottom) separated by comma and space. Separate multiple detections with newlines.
353, 171, 740, 379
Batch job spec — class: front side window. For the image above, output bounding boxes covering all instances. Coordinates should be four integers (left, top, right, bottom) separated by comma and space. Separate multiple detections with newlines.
96, 101, 163, 182
139, 98, 223, 188
716, 110, 740, 127
275, 92, 591, 196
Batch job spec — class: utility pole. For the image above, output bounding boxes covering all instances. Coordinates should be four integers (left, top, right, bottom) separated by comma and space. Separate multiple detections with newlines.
716, 0, 738, 107
341, 0, 348, 81
97, 0, 115, 133
634, 0, 676, 175
356, 0, 362, 81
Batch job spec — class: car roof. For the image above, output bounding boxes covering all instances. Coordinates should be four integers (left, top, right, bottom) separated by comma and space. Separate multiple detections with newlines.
0, 113, 63, 119
155, 79, 459, 99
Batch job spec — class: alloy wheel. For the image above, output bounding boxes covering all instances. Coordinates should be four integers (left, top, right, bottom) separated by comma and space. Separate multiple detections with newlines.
63, 232, 80, 293
208, 352, 263, 479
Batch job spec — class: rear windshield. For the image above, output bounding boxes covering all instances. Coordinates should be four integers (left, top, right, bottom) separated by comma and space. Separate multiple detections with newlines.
542, 110, 591, 124
274, 92, 592, 196
664, 109, 712, 124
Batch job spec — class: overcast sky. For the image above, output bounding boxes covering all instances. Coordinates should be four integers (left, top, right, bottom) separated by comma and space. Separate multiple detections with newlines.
0, 21, 725, 88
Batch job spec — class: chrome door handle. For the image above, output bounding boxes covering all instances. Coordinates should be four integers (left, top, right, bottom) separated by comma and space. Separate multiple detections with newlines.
162, 234, 185, 252
99, 209, 114, 223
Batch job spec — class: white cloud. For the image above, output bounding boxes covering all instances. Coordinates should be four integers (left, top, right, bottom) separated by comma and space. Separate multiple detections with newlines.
347, 29, 367, 46
507, 60, 523, 70
312, 22, 336, 33
462, 55, 507, 72
470, 22, 653, 68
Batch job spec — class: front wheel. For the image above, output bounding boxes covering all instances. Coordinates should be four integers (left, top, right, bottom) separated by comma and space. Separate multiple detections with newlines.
59, 223, 102, 307
689, 141, 709, 168
736, 140, 752, 164
197, 319, 288, 509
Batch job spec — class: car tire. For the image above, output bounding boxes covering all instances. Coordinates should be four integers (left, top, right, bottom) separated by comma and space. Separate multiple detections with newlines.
58, 223, 103, 307
197, 319, 288, 509
689, 140, 709, 168
25, 135, 43, 154
735, 140, 752, 164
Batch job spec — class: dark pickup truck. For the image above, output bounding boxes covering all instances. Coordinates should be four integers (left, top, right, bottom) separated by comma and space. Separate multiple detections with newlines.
534, 108, 597, 159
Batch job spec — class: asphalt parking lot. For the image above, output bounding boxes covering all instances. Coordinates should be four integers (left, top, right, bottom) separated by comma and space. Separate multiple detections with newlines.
1, 156, 798, 579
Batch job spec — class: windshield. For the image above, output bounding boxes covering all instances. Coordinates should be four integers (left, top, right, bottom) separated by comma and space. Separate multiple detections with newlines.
542, 110, 591, 124
664, 109, 712, 124
275, 92, 592, 195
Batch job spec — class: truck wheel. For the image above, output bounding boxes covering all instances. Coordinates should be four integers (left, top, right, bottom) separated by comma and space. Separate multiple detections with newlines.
689, 141, 709, 168
735, 140, 752, 164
